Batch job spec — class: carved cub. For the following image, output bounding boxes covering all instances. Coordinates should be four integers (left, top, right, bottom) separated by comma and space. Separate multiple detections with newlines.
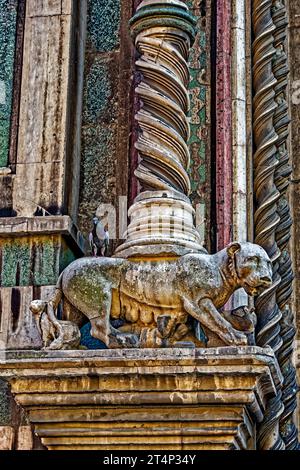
30, 300, 81, 350
49, 241, 272, 348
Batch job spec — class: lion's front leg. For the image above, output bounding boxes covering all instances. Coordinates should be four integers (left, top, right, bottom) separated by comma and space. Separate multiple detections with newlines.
182, 297, 248, 346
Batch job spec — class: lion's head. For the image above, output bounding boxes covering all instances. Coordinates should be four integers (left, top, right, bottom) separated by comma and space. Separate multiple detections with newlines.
227, 242, 272, 296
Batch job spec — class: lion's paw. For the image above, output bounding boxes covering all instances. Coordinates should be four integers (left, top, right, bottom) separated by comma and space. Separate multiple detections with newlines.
227, 329, 248, 346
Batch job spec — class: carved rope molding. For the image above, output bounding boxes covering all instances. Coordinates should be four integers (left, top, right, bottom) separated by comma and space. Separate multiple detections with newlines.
252, 0, 285, 450
272, 0, 299, 450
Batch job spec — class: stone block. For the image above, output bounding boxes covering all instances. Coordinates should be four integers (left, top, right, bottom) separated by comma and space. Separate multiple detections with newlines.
0, 286, 58, 349
14, 11, 72, 216
16, 426, 33, 450
0, 426, 14, 450
0, 347, 282, 450
27, 0, 62, 17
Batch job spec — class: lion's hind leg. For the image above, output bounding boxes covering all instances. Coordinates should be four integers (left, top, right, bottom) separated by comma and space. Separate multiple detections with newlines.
90, 287, 139, 348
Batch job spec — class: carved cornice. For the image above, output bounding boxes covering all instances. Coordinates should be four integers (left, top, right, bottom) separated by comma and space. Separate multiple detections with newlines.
0, 348, 283, 450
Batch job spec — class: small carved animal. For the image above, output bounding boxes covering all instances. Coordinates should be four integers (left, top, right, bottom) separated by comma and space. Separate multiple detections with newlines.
52, 241, 272, 348
30, 299, 81, 350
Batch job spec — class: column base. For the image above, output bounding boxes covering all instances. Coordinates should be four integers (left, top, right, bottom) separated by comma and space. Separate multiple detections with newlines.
115, 190, 205, 258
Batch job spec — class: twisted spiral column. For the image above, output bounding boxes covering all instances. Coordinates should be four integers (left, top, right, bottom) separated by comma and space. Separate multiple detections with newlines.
272, 0, 300, 449
252, 0, 285, 450
116, 0, 204, 258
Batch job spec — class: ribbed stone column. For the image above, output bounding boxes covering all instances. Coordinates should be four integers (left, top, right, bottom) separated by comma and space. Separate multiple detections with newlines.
115, 0, 205, 258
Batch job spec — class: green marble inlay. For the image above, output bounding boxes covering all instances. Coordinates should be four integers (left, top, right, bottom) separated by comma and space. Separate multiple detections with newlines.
0, 0, 18, 167
86, 0, 121, 53
0, 238, 63, 287
187, 2, 210, 246
33, 241, 60, 286
83, 59, 112, 124
0, 380, 10, 425
0, 119, 10, 167
79, 0, 121, 236
59, 242, 77, 275
81, 126, 116, 203
1, 241, 31, 286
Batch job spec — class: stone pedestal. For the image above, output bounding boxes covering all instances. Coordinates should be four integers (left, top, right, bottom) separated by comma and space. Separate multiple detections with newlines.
0, 216, 84, 350
0, 347, 282, 450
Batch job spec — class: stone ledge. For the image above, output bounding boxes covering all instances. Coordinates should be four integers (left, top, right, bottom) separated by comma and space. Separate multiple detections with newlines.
0, 216, 85, 252
0, 347, 282, 450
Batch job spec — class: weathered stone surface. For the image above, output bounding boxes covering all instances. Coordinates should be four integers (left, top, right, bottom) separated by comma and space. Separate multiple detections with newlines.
0, 286, 56, 350
0, 217, 83, 290
78, 0, 126, 240
289, 2, 300, 341
35, 242, 272, 350
0, 216, 84, 241
13, 10, 72, 216
187, 0, 211, 250
16, 425, 33, 450
27, 0, 62, 16
26, 0, 72, 17
116, 1, 205, 257
30, 298, 81, 350
10, 0, 85, 220
0, 347, 282, 450
290, 2, 300, 444
0, 426, 14, 450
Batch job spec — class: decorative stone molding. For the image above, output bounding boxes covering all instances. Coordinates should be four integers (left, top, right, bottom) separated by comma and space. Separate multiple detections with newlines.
0, 216, 84, 247
0, 348, 283, 450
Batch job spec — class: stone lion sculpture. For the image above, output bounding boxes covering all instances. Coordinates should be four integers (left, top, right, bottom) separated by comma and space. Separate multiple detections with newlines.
30, 241, 272, 349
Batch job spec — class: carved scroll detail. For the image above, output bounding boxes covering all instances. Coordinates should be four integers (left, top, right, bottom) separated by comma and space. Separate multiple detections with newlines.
272, 0, 300, 450
252, 0, 285, 450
